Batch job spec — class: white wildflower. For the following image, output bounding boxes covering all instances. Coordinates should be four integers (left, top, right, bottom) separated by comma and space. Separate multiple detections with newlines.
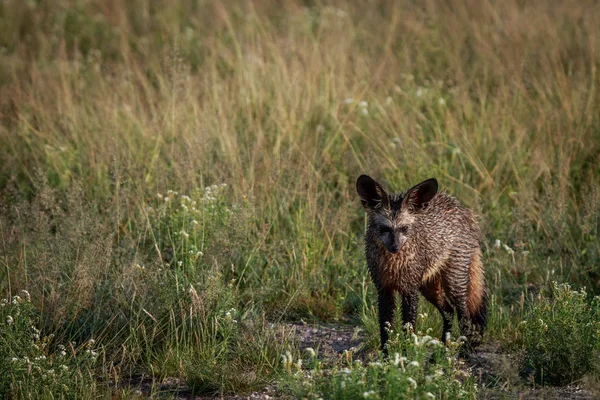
363, 390, 376, 398
358, 100, 368, 108
438, 97, 446, 106
191, 220, 199, 225
11, 357, 18, 362
305, 347, 316, 358
386, 96, 393, 105
177, 261, 183, 267
361, 108, 369, 116
179, 230, 190, 239
494, 239, 501, 248
502, 244, 515, 255
416, 88, 423, 97
6, 315, 13, 325
393, 353, 406, 367
407, 377, 417, 389
407, 361, 420, 368
425, 392, 436, 399
411, 332, 418, 345
20, 290, 31, 302
344, 98, 354, 104
341, 368, 352, 374
417, 335, 433, 347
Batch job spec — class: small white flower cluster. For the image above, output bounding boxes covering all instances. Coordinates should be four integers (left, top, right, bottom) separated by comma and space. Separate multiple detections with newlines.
281, 350, 294, 372
204, 183, 227, 202
85, 349, 99, 361
156, 190, 179, 203
3, 291, 99, 392
344, 98, 369, 116
223, 308, 238, 323
494, 239, 516, 255
406, 377, 418, 389
180, 194, 198, 211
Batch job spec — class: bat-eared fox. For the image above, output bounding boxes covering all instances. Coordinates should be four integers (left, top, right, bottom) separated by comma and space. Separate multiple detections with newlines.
356, 175, 487, 353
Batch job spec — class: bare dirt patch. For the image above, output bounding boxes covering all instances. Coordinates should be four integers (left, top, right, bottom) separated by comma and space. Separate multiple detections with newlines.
123, 323, 597, 399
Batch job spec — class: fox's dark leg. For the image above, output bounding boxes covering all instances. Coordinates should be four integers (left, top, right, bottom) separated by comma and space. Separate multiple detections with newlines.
401, 291, 419, 333
378, 287, 395, 355
420, 277, 455, 343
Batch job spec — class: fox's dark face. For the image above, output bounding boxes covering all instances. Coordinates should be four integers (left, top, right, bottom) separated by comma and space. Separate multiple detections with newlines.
356, 175, 438, 254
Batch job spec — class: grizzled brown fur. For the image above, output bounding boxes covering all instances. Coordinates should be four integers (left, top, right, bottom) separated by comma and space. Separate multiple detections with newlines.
356, 175, 487, 353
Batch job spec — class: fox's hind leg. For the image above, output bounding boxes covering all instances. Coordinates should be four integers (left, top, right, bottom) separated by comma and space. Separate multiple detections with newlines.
420, 276, 455, 343
443, 253, 485, 351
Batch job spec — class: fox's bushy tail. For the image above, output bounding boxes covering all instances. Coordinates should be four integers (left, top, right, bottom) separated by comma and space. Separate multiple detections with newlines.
466, 250, 487, 346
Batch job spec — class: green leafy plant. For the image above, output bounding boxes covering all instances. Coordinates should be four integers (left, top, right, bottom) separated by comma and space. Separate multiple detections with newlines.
518, 282, 600, 385
283, 318, 477, 399
0, 291, 102, 399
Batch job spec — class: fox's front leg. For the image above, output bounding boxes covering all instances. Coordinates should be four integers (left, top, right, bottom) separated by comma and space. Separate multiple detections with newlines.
378, 287, 395, 355
401, 291, 419, 332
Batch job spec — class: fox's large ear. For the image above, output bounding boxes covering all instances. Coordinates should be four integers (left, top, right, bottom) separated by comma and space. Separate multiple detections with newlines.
356, 175, 389, 209
402, 178, 438, 212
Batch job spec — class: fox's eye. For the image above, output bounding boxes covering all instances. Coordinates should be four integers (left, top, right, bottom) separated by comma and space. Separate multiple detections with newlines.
398, 226, 409, 234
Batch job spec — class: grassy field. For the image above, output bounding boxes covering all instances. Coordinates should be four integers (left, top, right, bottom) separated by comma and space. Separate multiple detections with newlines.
1, 0, 600, 398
